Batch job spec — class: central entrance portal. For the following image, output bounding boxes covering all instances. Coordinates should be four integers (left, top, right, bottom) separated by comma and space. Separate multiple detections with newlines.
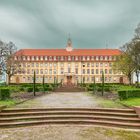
67, 76, 72, 85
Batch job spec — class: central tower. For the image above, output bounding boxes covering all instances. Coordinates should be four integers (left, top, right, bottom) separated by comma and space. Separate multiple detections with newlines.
66, 36, 73, 52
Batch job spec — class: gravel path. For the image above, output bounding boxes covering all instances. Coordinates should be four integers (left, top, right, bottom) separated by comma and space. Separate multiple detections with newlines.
0, 125, 139, 140
14, 92, 99, 108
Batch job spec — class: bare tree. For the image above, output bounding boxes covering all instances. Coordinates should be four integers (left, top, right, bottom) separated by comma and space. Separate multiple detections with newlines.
0, 41, 22, 85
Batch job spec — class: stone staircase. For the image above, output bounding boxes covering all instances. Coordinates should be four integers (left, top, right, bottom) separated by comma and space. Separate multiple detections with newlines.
0, 108, 140, 129
54, 86, 85, 92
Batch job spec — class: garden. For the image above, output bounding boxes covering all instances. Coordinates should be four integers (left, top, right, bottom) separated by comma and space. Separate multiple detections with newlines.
80, 82, 140, 107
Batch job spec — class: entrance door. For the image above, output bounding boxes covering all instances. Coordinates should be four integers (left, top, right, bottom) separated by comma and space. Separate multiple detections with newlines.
67, 76, 72, 85
16, 77, 20, 84
119, 77, 123, 84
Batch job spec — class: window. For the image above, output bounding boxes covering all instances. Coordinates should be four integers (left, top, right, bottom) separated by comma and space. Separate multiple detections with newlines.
87, 63, 90, 67
23, 56, 26, 61
49, 69, 52, 74
75, 63, 78, 67
36, 56, 39, 61
75, 56, 78, 61
31, 63, 34, 67
105, 63, 108, 67
27, 56, 30, 61
36, 69, 39, 74
40, 56, 43, 61
31, 56, 34, 61
87, 56, 90, 61
100, 56, 103, 60
100, 69, 103, 74
87, 77, 90, 82
96, 63, 99, 67
109, 56, 112, 60
68, 63, 71, 68
109, 63, 112, 67
96, 56, 99, 60
54, 70, 57, 74
49, 63, 52, 67
96, 69, 98, 74
61, 68, 64, 74
75, 68, 78, 74
105, 56, 108, 60
109, 69, 112, 74
61, 56, 64, 61
91, 56, 94, 60
45, 63, 48, 67
36, 63, 39, 67
82, 56, 85, 61
45, 69, 48, 74
87, 69, 90, 74
45, 56, 48, 60
49, 56, 52, 61
105, 69, 107, 74
100, 63, 103, 67
68, 68, 71, 73
54, 63, 57, 67
40, 69, 43, 74
91, 69, 94, 74
68, 56, 71, 61
40, 63, 43, 67
91, 63, 94, 67
54, 56, 56, 61
83, 69, 85, 74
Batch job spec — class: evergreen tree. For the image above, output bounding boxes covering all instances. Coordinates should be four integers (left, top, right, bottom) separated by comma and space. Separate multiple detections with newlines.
33, 71, 36, 96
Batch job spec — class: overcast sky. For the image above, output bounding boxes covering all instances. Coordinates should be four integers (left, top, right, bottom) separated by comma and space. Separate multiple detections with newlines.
0, 0, 140, 49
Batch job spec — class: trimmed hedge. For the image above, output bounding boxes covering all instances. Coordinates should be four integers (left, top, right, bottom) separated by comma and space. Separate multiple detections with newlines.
0, 88, 10, 100
118, 90, 140, 100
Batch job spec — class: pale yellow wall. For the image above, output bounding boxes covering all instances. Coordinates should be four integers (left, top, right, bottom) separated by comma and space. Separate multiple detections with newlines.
11, 61, 126, 84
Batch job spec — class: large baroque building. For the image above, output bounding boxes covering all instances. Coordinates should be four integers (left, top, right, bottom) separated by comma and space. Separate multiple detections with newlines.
12, 38, 128, 85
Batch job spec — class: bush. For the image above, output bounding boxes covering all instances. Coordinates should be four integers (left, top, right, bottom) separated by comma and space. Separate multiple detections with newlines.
0, 88, 10, 100
118, 89, 140, 100
26, 87, 33, 92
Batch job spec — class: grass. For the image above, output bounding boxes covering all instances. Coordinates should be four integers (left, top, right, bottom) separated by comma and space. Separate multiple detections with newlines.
120, 98, 140, 107
0, 99, 17, 107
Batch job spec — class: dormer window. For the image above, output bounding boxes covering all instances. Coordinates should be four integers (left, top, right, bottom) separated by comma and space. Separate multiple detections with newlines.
61, 56, 64, 61
109, 56, 112, 60
87, 56, 90, 61
49, 56, 52, 61
100, 56, 103, 60
54, 56, 56, 61
45, 56, 48, 60
40, 56, 43, 61
68, 56, 70, 61
82, 56, 85, 61
22, 56, 26, 61
96, 56, 99, 60
105, 56, 107, 60
75, 56, 78, 61
31, 56, 34, 61
36, 56, 39, 61
91, 56, 94, 60
27, 56, 30, 61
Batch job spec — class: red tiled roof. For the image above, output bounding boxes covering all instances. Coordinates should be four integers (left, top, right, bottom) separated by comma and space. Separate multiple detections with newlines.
15, 49, 121, 56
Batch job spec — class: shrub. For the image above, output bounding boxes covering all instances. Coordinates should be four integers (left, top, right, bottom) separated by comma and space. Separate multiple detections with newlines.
118, 89, 140, 100
26, 87, 33, 92
0, 88, 10, 100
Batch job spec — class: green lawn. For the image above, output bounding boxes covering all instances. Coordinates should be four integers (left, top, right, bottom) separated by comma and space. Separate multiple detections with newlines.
0, 99, 17, 107
120, 98, 140, 107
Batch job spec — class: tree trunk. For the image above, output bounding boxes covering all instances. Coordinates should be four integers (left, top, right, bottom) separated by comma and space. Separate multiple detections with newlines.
7, 75, 11, 85
136, 70, 140, 87
128, 74, 132, 85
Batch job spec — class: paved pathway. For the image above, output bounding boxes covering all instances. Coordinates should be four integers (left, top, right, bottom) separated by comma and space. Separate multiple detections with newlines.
15, 92, 99, 108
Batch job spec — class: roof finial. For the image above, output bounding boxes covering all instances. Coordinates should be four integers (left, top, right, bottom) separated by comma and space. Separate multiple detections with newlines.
66, 33, 73, 52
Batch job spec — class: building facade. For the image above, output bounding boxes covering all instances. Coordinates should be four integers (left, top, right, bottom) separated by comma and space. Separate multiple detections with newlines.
12, 38, 128, 85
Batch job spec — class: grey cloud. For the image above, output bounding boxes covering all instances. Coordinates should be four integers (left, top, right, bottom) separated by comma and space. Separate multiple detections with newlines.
0, 0, 140, 49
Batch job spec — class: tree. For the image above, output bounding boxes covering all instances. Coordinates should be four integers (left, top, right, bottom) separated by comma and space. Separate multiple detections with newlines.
101, 71, 104, 96
93, 76, 96, 94
0, 41, 21, 85
42, 75, 45, 93
33, 71, 36, 96
113, 52, 134, 85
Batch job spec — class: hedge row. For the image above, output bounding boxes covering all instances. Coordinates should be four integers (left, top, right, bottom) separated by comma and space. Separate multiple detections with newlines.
118, 90, 140, 100
0, 88, 10, 100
